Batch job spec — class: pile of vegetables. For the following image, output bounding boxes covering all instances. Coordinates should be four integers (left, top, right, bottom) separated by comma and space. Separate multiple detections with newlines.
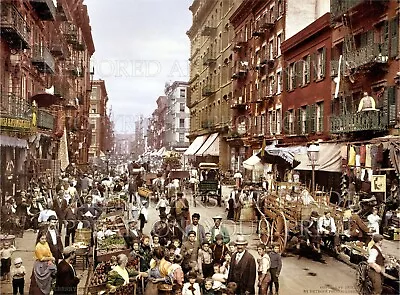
97, 236, 126, 251
90, 261, 112, 286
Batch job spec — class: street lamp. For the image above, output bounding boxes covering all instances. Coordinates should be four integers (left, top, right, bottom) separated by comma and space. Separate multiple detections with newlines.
307, 143, 320, 197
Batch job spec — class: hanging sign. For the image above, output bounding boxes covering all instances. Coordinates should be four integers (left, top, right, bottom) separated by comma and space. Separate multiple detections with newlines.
371, 175, 386, 193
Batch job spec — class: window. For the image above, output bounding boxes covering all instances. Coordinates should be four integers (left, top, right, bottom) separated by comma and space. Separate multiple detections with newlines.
277, 0, 283, 17
301, 107, 307, 134
276, 70, 282, 94
314, 47, 326, 80
268, 75, 275, 95
277, 33, 282, 56
91, 106, 97, 113
268, 110, 276, 135
91, 134, 96, 145
288, 63, 295, 90
270, 6, 275, 23
90, 124, 95, 130
301, 55, 311, 86
180, 103, 185, 112
276, 108, 282, 135
180, 88, 186, 97
261, 113, 266, 134
287, 109, 294, 134
179, 133, 185, 142
179, 118, 185, 128
269, 38, 274, 59
316, 102, 324, 132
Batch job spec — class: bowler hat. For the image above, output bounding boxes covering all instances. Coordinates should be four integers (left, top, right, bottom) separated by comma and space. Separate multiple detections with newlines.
310, 211, 319, 218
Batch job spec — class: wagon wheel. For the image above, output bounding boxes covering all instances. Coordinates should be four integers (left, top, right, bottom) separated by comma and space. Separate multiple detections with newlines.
258, 217, 271, 245
271, 211, 288, 253
355, 261, 373, 295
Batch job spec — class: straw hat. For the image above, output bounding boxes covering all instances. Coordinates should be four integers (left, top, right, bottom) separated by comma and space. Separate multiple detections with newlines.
234, 235, 248, 245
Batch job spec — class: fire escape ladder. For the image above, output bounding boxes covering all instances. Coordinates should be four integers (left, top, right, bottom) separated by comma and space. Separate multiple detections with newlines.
342, 14, 356, 54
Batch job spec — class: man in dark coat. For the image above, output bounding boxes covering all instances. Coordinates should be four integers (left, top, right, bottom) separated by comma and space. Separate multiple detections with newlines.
46, 215, 64, 264
54, 246, 80, 295
228, 235, 256, 295
167, 215, 183, 243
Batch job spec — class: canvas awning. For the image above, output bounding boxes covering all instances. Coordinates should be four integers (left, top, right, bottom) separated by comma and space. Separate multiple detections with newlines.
195, 133, 219, 156
294, 143, 342, 172
157, 147, 166, 156
184, 135, 209, 155
258, 145, 302, 168
243, 154, 263, 170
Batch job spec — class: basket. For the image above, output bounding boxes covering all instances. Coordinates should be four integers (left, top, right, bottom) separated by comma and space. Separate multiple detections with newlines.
75, 229, 92, 245
138, 187, 152, 198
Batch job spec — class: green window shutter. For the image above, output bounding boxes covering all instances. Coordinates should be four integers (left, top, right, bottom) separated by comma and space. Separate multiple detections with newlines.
285, 67, 290, 91
305, 105, 310, 134
382, 20, 389, 56
295, 109, 300, 135
388, 86, 397, 126
292, 63, 297, 89
321, 47, 326, 78
390, 16, 399, 58
320, 102, 324, 132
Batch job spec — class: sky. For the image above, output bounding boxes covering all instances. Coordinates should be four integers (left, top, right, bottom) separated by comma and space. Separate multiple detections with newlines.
85, 0, 193, 133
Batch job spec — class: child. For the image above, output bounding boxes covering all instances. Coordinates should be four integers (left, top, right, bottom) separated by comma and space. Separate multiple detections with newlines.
202, 277, 215, 295
155, 194, 168, 215
173, 238, 181, 255
11, 257, 25, 295
198, 241, 214, 278
205, 232, 212, 244
211, 234, 229, 265
228, 241, 236, 254
257, 244, 271, 295
182, 271, 201, 295
269, 243, 282, 295
139, 235, 152, 272
168, 254, 184, 291
110, 256, 118, 270
0, 241, 16, 281
221, 251, 231, 275
152, 235, 161, 249
211, 263, 227, 291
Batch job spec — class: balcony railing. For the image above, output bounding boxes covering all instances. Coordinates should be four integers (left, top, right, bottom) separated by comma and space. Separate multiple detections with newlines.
345, 43, 388, 70
63, 23, 78, 45
50, 42, 69, 59
37, 109, 54, 130
330, 110, 387, 133
331, 0, 388, 21
0, 4, 30, 49
232, 61, 249, 79
230, 96, 247, 109
0, 93, 32, 129
203, 51, 216, 65
66, 60, 84, 78
31, 45, 55, 74
202, 85, 215, 97
29, 0, 57, 21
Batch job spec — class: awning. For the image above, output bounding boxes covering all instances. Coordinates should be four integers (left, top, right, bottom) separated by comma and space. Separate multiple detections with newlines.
195, 133, 219, 156
157, 147, 166, 156
258, 145, 302, 168
243, 154, 263, 170
0, 135, 28, 148
184, 135, 209, 155
294, 143, 342, 172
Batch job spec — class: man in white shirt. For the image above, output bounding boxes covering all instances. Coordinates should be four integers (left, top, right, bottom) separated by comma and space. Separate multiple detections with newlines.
46, 215, 64, 264
318, 211, 340, 253
367, 234, 385, 295
367, 208, 381, 234
37, 203, 57, 223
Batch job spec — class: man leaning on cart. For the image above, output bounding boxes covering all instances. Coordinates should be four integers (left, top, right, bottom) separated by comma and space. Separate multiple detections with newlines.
367, 234, 385, 295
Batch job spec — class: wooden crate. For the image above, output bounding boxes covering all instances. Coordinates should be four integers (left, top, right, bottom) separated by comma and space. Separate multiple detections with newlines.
96, 249, 131, 262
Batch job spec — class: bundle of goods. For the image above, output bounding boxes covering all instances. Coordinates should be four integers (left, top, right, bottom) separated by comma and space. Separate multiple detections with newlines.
138, 186, 152, 198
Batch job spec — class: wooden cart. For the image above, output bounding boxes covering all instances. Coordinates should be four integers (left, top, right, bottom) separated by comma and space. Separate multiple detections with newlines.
257, 181, 343, 253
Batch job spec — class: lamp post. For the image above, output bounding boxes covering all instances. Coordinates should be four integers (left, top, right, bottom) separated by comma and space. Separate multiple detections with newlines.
307, 143, 320, 197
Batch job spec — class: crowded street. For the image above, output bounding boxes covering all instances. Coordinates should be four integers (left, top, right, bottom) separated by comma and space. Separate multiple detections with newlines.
0, 0, 400, 295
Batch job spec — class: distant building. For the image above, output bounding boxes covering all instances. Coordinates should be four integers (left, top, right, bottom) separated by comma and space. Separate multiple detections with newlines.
165, 81, 190, 152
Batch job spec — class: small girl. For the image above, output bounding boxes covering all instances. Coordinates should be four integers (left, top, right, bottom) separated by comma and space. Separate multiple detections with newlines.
152, 235, 161, 249
155, 194, 168, 216
110, 256, 118, 270
0, 241, 16, 281
202, 277, 215, 295
11, 257, 25, 295
197, 241, 214, 278
182, 271, 201, 295
173, 239, 181, 255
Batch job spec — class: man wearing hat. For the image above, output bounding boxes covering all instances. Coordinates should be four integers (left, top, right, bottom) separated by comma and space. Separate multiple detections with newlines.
54, 246, 80, 295
210, 215, 230, 244
151, 213, 169, 246
185, 213, 206, 244
304, 211, 321, 252
367, 234, 385, 295
227, 235, 256, 295
124, 219, 142, 249
46, 215, 64, 264
167, 215, 183, 243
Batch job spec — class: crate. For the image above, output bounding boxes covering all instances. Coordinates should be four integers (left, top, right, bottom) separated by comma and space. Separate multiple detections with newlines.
393, 228, 400, 241
138, 187, 152, 198
96, 249, 131, 262
75, 229, 92, 245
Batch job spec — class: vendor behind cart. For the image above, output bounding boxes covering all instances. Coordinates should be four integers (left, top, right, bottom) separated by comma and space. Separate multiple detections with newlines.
367, 234, 385, 295
106, 253, 147, 293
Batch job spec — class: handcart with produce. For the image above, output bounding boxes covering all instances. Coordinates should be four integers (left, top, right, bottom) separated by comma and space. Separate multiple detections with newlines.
257, 181, 343, 253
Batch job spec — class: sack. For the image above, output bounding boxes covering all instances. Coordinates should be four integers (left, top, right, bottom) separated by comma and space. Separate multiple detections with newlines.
157, 283, 173, 291
77, 221, 83, 229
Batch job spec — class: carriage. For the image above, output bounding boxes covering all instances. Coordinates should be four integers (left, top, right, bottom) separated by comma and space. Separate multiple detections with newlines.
257, 181, 342, 253
195, 163, 222, 207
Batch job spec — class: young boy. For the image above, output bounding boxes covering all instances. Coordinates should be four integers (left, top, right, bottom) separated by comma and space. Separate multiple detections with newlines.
172, 238, 181, 255
11, 257, 25, 295
202, 277, 215, 295
198, 241, 214, 278
257, 244, 271, 295
0, 241, 16, 281
269, 243, 282, 295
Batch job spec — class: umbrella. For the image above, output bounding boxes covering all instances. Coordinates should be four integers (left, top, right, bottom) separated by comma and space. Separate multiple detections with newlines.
243, 154, 264, 170
257, 146, 301, 168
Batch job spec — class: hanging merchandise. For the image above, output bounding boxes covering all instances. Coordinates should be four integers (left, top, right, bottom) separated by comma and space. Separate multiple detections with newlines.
360, 145, 366, 165
371, 145, 379, 170
348, 145, 356, 166
341, 145, 348, 166
376, 143, 384, 163
365, 145, 372, 168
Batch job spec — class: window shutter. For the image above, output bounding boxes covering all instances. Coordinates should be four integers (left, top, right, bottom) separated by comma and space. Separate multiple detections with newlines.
321, 47, 326, 78
382, 20, 389, 56
292, 64, 297, 89
311, 52, 317, 81
319, 102, 324, 132
272, 110, 277, 134
285, 66, 290, 91
295, 108, 301, 135
310, 104, 316, 133
306, 55, 311, 84
305, 105, 310, 134
390, 16, 399, 58
388, 86, 397, 126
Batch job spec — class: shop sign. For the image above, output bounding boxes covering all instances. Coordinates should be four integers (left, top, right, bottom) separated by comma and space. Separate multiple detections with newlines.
0, 117, 31, 129
371, 175, 386, 193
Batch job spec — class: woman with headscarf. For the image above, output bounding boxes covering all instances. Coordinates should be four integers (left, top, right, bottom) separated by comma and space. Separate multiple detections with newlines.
106, 254, 147, 293
28, 231, 57, 295
144, 247, 173, 295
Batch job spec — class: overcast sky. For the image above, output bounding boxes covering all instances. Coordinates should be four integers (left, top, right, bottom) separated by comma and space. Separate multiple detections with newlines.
85, 0, 192, 133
